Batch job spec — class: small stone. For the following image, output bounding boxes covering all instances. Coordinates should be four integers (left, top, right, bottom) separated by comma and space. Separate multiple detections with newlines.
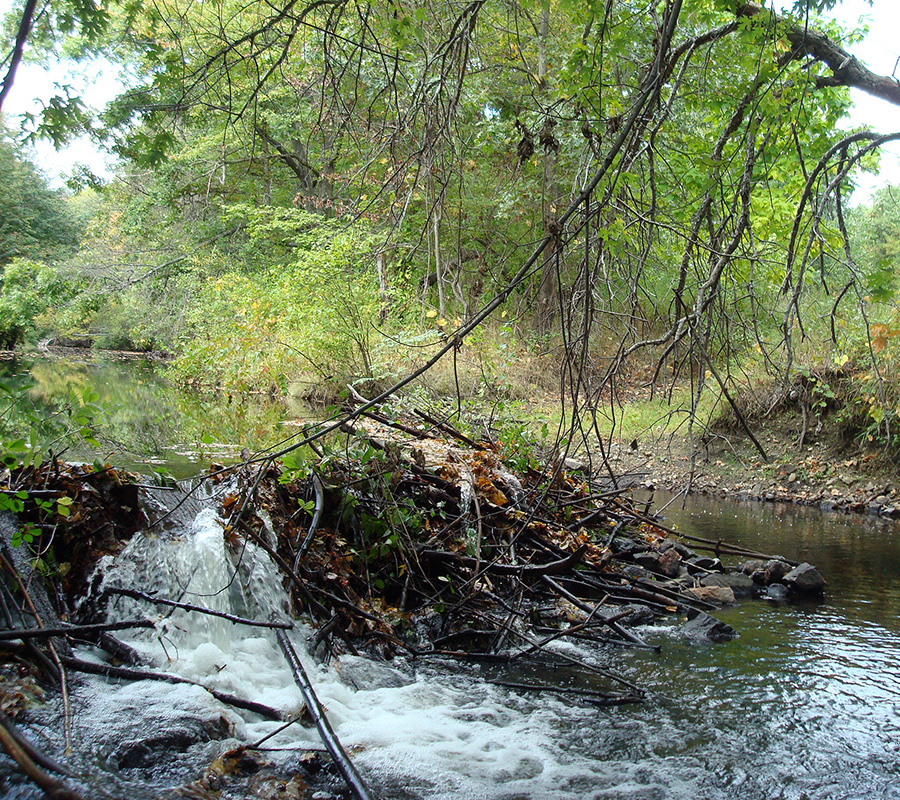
685, 586, 735, 605
739, 559, 767, 575
632, 552, 661, 571
657, 548, 682, 577
621, 564, 654, 581
765, 583, 789, 602
681, 610, 738, 642
783, 562, 826, 593
764, 559, 792, 583
611, 537, 649, 555
673, 541, 696, 559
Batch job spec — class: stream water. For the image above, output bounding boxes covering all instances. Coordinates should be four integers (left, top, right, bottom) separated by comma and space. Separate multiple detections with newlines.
4, 355, 900, 799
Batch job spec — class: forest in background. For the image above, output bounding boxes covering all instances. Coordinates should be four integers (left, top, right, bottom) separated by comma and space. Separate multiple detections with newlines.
3, 0, 900, 465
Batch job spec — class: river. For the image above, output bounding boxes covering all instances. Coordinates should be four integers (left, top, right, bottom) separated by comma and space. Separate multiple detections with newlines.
3, 354, 900, 799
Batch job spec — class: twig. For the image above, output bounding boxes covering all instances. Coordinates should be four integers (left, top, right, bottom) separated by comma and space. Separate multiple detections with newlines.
0, 620, 153, 641
103, 588, 293, 629
542, 575, 661, 652
420, 544, 586, 577
56, 652, 284, 720
490, 680, 642, 706
413, 408, 481, 449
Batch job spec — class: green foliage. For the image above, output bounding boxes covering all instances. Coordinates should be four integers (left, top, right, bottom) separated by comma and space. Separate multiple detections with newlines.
0, 133, 81, 263
0, 376, 103, 469
171, 210, 395, 391
15, 0, 895, 463
0, 259, 76, 347
0, 375, 102, 556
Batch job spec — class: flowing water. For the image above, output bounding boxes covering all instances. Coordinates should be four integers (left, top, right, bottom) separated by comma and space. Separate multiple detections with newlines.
8, 489, 893, 800
4, 356, 900, 798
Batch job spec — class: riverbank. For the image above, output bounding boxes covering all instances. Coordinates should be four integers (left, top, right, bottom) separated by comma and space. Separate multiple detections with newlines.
604, 422, 900, 518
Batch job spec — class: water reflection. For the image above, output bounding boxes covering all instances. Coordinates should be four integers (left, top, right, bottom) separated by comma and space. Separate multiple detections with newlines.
0, 354, 312, 478
603, 493, 900, 798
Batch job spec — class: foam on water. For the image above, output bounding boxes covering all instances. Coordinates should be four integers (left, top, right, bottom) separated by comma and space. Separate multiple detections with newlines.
86, 503, 665, 799
79, 495, 900, 800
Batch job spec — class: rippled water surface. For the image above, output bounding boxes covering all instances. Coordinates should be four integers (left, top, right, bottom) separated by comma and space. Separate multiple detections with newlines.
608, 494, 900, 799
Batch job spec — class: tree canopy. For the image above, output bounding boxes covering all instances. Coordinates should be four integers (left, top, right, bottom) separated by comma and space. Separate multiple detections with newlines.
3, 0, 900, 456
0, 130, 80, 262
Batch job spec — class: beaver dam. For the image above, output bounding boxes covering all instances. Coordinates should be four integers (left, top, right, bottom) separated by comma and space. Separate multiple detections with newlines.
0, 410, 828, 799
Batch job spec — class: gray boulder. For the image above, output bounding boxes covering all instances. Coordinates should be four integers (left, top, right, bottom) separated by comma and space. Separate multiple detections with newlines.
681, 610, 738, 642
783, 562, 826, 593
700, 572, 755, 599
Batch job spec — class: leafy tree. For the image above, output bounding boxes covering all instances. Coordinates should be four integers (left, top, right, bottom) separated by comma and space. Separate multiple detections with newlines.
16, 0, 900, 457
0, 132, 81, 262
0, 257, 75, 346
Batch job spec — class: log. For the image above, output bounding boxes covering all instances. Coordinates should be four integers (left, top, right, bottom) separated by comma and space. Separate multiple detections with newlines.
104, 588, 294, 629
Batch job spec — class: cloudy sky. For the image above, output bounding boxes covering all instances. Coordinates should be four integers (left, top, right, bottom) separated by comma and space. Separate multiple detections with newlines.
1, 0, 900, 196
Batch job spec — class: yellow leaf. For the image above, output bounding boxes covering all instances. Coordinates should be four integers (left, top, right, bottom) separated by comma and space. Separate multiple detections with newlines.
436, 318, 447, 327
425, 309, 438, 318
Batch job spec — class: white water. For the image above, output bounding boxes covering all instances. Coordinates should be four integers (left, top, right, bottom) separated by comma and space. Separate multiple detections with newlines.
85, 503, 628, 799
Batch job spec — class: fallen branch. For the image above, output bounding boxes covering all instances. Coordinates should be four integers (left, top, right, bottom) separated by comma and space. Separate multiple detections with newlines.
56, 652, 284, 721
0, 620, 154, 641
420, 544, 586, 577
274, 626, 375, 800
103, 588, 294, 629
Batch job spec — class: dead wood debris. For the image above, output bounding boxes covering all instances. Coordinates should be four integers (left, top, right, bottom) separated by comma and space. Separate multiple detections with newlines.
0, 418, 824, 798
216, 413, 795, 703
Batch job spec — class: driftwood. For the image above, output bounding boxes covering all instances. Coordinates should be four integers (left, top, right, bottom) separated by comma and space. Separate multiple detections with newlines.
275, 627, 375, 800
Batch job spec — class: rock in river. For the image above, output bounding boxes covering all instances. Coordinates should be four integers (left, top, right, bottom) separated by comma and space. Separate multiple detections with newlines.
783, 562, 826, 594
680, 610, 738, 642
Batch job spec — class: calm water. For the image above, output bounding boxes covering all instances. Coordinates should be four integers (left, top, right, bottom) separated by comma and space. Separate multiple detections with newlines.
0, 353, 312, 477
3, 355, 900, 798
